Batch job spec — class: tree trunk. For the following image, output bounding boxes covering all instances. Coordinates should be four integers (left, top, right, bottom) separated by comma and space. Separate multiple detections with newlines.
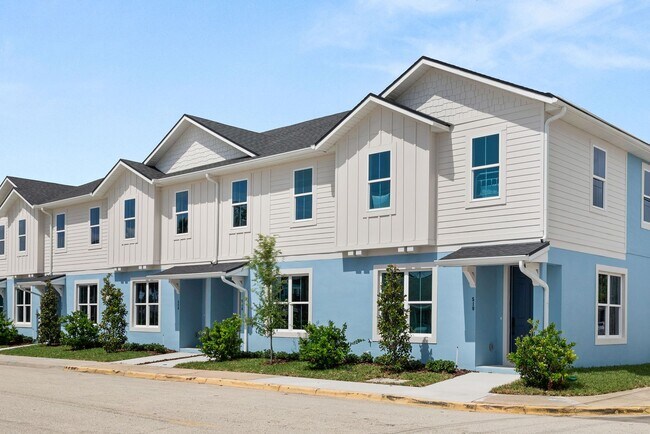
270, 333, 274, 363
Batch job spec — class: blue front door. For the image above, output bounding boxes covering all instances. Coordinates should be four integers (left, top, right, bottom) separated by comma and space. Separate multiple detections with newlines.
509, 266, 533, 353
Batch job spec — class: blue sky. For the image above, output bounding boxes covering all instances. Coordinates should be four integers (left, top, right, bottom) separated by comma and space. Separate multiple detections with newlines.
1, 0, 649, 185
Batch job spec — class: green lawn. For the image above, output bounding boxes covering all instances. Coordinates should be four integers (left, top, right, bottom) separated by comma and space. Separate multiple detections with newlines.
0, 344, 156, 362
177, 358, 454, 387
492, 363, 650, 396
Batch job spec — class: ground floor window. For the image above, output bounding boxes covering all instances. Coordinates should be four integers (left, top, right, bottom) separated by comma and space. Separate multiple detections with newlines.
15, 287, 31, 326
133, 281, 160, 329
276, 273, 311, 333
77, 283, 99, 323
596, 265, 627, 344
375, 266, 437, 342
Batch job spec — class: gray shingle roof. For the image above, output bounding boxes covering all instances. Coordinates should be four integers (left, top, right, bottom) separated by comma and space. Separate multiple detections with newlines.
152, 262, 248, 277
6, 176, 101, 206
438, 242, 550, 262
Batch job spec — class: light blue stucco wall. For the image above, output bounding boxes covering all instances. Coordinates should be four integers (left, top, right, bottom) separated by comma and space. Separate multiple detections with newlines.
5, 278, 40, 339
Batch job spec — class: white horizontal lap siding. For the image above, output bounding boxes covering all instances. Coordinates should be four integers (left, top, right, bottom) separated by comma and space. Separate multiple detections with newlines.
107, 170, 157, 267
335, 105, 433, 250
547, 120, 626, 256
156, 125, 247, 174
268, 155, 336, 254
160, 179, 217, 265
7, 201, 42, 275
48, 200, 109, 273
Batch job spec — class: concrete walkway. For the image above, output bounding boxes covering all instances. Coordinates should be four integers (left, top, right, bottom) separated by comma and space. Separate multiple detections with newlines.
0, 354, 649, 416
116, 352, 204, 366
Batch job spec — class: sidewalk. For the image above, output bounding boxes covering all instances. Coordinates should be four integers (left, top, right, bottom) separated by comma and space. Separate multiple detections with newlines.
0, 354, 648, 416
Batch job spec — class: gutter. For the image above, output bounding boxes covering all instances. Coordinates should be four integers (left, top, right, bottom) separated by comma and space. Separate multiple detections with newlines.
542, 106, 567, 241
220, 275, 248, 352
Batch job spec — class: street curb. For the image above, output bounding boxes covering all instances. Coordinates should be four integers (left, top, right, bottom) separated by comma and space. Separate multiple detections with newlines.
64, 366, 650, 416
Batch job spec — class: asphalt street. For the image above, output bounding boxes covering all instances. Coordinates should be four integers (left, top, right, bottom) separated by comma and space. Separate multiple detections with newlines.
0, 364, 648, 433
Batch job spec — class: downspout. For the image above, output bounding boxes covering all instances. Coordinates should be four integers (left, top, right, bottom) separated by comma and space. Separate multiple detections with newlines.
518, 261, 549, 328
38, 207, 54, 275
542, 106, 567, 240
221, 275, 248, 352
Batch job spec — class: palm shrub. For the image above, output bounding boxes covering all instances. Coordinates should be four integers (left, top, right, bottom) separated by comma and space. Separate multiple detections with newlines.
377, 264, 412, 372
199, 315, 243, 361
0, 312, 19, 345
508, 320, 577, 390
299, 321, 360, 369
37, 282, 62, 345
62, 311, 100, 350
98, 274, 128, 352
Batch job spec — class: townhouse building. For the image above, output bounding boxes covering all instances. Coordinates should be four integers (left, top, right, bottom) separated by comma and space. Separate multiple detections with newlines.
1, 57, 648, 370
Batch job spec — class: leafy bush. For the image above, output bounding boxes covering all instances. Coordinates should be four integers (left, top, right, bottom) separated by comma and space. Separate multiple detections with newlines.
359, 352, 374, 364
122, 342, 169, 354
508, 320, 577, 390
299, 321, 358, 369
426, 359, 457, 374
0, 312, 19, 345
344, 353, 360, 365
98, 274, 128, 353
377, 265, 412, 372
239, 350, 298, 361
37, 283, 62, 345
62, 311, 99, 350
406, 359, 425, 371
199, 315, 243, 361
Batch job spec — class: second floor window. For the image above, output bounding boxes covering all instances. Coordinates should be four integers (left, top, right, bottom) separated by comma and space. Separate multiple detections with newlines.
593, 146, 606, 209
175, 191, 189, 234
18, 219, 26, 252
294, 168, 313, 220
472, 134, 500, 199
56, 213, 65, 249
368, 151, 391, 209
124, 199, 136, 239
0, 224, 4, 255
232, 180, 248, 228
90, 207, 100, 245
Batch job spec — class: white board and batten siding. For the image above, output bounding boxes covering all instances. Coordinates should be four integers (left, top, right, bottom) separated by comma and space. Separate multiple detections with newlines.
155, 125, 248, 174
547, 120, 626, 258
5, 199, 44, 276
0, 216, 8, 276
396, 67, 546, 246
218, 155, 337, 261
334, 106, 435, 250
160, 180, 218, 265
105, 170, 160, 268
44, 200, 109, 273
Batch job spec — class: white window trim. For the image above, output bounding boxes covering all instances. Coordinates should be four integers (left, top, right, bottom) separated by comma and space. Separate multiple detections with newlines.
14, 286, 32, 327
291, 167, 317, 227
123, 198, 137, 244
642, 163, 650, 230
230, 178, 250, 233
55, 212, 66, 252
372, 263, 438, 344
174, 189, 191, 239
89, 206, 102, 249
0, 222, 5, 258
595, 264, 627, 345
465, 128, 507, 208
365, 147, 396, 217
130, 279, 161, 332
591, 144, 607, 213
75, 280, 100, 323
17, 218, 27, 256
274, 268, 312, 338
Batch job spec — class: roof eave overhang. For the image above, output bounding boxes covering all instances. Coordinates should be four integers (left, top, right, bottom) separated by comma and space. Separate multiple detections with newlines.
37, 193, 95, 210
0, 189, 33, 214
313, 94, 451, 152
144, 116, 257, 166
16, 275, 66, 287
148, 267, 248, 281
92, 161, 154, 197
381, 57, 558, 105
435, 247, 549, 267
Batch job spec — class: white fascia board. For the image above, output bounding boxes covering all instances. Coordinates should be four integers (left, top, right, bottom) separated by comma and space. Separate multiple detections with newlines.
153, 148, 315, 186
144, 116, 257, 166
435, 253, 548, 267
381, 58, 557, 104
149, 272, 227, 280
37, 194, 94, 210
92, 161, 154, 197
314, 95, 450, 152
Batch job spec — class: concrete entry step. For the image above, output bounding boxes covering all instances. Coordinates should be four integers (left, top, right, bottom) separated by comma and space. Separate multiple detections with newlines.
116, 352, 203, 366
475, 365, 517, 375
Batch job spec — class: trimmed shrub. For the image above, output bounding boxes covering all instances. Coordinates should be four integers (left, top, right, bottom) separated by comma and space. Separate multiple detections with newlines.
508, 320, 577, 390
0, 312, 19, 345
359, 352, 374, 364
299, 321, 358, 369
199, 315, 243, 361
426, 359, 457, 374
238, 350, 298, 361
377, 264, 412, 372
62, 311, 99, 350
37, 283, 62, 345
344, 353, 361, 365
98, 274, 128, 353
122, 342, 169, 354
406, 359, 425, 371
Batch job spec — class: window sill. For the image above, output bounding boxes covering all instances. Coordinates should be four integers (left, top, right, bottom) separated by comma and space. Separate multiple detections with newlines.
14, 323, 32, 328
121, 239, 138, 246
642, 221, 650, 231
273, 330, 307, 338
290, 219, 317, 229
88, 244, 102, 250
465, 197, 506, 209
230, 226, 251, 235
595, 336, 627, 346
590, 205, 608, 216
409, 334, 436, 344
173, 233, 192, 241
130, 326, 161, 333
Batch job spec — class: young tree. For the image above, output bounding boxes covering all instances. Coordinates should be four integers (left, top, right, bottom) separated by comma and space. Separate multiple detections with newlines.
377, 264, 412, 371
37, 282, 62, 346
98, 274, 128, 352
247, 234, 284, 363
